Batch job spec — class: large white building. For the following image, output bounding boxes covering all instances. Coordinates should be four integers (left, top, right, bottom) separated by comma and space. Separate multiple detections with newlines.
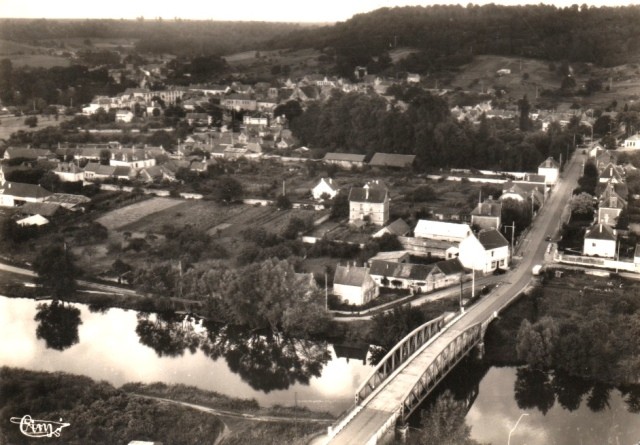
414, 220, 472, 244
538, 157, 560, 185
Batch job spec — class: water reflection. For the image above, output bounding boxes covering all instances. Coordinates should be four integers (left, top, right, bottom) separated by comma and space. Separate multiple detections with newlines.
201, 321, 331, 393
134, 313, 332, 393
513, 367, 640, 414
34, 301, 83, 351
136, 312, 200, 357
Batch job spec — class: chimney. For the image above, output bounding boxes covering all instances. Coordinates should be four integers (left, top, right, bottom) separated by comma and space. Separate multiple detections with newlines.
366, 188, 369, 200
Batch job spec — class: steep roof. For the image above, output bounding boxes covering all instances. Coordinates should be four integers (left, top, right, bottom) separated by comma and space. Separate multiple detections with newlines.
315, 177, 339, 192
585, 223, 616, 241
380, 218, 410, 236
539, 157, 559, 169
478, 229, 509, 250
20, 202, 61, 217
369, 153, 416, 168
349, 187, 388, 204
0, 181, 52, 200
333, 265, 370, 287
433, 258, 465, 276
471, 199, 502, 217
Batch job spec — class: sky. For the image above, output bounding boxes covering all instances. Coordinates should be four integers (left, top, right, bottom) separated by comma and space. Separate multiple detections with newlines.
0, 0, 636, 23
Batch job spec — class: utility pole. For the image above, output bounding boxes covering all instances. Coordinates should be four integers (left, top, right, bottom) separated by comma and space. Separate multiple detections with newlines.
325, 273, 328, 311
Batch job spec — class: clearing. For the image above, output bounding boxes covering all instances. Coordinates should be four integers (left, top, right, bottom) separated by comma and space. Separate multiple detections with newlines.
0, 115, 73, 141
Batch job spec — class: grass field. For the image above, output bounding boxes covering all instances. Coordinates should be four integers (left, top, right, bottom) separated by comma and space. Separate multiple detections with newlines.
95, 197, 185, 231
0, 115, 73, 141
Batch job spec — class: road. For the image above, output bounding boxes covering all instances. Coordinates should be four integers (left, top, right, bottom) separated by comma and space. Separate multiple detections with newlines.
326, 152, 584, 444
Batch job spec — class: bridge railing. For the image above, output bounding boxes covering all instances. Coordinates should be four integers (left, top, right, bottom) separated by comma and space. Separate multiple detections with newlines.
355, 314, 446, 404
399, 322, 483, 423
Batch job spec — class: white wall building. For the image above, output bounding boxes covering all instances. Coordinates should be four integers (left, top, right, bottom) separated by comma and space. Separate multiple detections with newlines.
458, 230, 510, 274
414, 220, 472, 243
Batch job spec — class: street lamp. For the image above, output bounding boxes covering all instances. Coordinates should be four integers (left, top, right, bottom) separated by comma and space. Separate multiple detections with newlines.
507, 413, 529, 445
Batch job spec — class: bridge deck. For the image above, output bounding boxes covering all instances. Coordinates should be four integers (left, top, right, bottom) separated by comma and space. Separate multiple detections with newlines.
326, 152, 582, 445
330, 328, 464, 444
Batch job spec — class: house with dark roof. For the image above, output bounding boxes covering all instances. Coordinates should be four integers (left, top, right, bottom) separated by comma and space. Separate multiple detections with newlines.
470, 198, 502, 230
0, 181, 53, 207
458, 229, 509, 273
369, 153, 416, 169
598, 162, 625, 184
373, 218, 410, 238
323, 153, 367, 169
583, 223, 616, 258
348, 186, 389, 226
332, 264, 379, 306
368, 257, 464, 293
3, 147, 53, 161
53, 162, 84, 182
597, 181, 626, 226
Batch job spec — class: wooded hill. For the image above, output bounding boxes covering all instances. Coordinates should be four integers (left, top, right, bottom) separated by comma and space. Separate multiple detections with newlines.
267, 5, 640, 75
0, 18, 308, 56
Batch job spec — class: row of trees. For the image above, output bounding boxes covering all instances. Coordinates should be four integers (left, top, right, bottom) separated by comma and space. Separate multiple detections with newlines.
515, 285, 640, 383
288, 90, 577, 172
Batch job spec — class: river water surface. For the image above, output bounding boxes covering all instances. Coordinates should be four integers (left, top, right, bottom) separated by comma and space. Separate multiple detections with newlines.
2, 294, 640, 443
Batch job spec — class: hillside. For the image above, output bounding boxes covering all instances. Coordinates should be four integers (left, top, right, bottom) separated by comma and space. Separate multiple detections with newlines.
267, 5, 640, 77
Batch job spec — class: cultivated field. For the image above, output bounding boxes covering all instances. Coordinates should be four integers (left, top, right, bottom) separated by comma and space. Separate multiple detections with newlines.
450, 54, 640, 110
115, 199, 318, 236
95, 197, 184, 231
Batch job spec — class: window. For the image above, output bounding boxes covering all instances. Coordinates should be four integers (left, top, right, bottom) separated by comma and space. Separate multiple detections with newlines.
491, 261, 497, 268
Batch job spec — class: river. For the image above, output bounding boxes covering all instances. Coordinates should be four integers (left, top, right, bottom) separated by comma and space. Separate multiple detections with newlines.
2, 294, 640, 443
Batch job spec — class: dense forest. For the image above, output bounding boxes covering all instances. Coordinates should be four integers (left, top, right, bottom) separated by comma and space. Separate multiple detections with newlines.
0, 18, 307, 56
288, 89, 579, 171
0, 367, 224, 444
268, 5, 640, 76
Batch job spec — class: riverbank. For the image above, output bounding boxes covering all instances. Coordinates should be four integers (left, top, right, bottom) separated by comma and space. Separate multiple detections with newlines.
0, 367, 332, 445
484, 268, 640, 384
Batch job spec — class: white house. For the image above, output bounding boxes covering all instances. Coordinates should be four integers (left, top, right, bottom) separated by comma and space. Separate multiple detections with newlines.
332, 265, 379, 306
414, 220, 472, 244
538, 157, 560, 185
312, 177, 339, 200
0, 181, 53, 207
458, 229, 509, 274
53, 163, 84, 182
348, 186, 389, 226
116, 110, 134, 123
624, 134, 640, 149
583, 223, 616, 258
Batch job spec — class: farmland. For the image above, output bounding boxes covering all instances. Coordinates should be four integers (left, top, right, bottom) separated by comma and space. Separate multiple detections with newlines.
115, 199, 319, 236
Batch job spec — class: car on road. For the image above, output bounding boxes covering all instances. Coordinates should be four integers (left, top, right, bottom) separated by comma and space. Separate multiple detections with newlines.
545, 235, 552, 241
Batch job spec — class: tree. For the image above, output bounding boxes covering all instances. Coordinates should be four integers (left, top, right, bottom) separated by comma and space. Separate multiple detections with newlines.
569, 192, 596, 217
516, 317, 559, 370
518, 94, 531, 131
275, 194, 292, 210
408, 390, 482, 445
331, 191, 349, 219
33, 243, 80, 300
215, 176, 243, 202
577, 161, 599, 195
24, 116, 38, 128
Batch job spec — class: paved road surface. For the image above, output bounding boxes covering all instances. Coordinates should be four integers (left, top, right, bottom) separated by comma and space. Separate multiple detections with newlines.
327, 152, 583, 444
